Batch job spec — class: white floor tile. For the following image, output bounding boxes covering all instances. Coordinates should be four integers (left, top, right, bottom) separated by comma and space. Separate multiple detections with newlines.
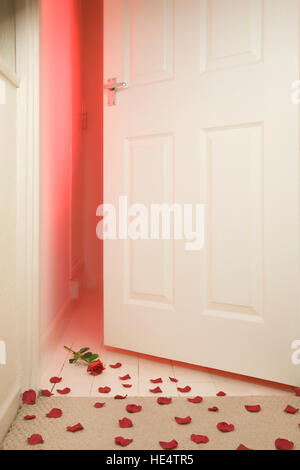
211, 375, 290, 397
138, 378, 179, 397
138, 355, 174, 378
176, 382, 217, 397
173, 364, 214, 383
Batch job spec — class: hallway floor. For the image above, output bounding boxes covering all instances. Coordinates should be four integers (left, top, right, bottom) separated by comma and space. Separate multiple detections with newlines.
40, 290, 294, 398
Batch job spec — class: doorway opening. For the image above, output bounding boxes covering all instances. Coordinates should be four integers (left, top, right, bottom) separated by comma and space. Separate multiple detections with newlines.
39, 0, 103, 375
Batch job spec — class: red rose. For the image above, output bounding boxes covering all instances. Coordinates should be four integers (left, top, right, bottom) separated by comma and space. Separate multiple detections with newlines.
87, 359, 105, 376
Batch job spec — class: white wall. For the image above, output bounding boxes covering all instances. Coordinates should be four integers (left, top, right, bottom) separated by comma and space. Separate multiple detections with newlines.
0, 0, 19, 443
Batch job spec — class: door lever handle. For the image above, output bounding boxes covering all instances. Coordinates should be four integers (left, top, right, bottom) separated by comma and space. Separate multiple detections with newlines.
104, 78, 128, 106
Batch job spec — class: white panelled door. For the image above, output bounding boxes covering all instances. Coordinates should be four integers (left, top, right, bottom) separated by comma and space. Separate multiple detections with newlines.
104, 0, 300, 385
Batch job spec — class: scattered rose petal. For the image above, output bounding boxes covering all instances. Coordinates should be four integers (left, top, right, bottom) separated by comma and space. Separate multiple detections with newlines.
245, 405, 261, 413
295, 388, 300, 397
98, 386, 111, 394
119, 417, 133, 428
27, 434, 43, 446
208, 406, 219, 412
237, 444, 252, 450
157, 397, 172, 405
22, 390, 36, 405
46, 408, 63, 418
67, 423, 84, 433
191, 434, 209, 444
87, 360, 105, 376
94, 402, 105, 408
275, 438, 294, 450
188, 396, 203, 404
57, 387, 71, 395
122, 383, 132, 388
50, 377, 62, 384
40, 389, 53, 397
285, 405, 299, 414
110, 362, 122, 369
114, 395, 127, 400
24, 415, 36, 421
119, 374, 131, 381
217, 422, 235, 433
150, 386, 162, 394
177, 386, 191, 393
126, 404, 142, 413
175, 416, 192, 425
150, 378, 163, 384
159, 439, 178, 450
115, 436, 133, 447
169, 377, 178, 383
217, 391, 226, 397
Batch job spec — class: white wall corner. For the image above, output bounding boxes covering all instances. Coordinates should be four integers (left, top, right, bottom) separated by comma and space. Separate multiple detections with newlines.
0, 386, 21, 446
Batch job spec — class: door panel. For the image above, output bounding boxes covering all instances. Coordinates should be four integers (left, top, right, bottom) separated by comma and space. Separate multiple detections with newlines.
104, 0, 300, 385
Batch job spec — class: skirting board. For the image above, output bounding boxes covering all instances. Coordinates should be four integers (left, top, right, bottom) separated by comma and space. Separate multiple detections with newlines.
39, 297, 74, 372
0, 385, 21, 445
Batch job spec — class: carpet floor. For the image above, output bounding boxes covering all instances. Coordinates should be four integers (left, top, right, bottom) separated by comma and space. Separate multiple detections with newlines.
2, 395, 300, 450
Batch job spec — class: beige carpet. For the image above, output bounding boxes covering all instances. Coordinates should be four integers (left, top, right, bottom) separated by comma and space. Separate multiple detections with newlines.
2, 395, 300, 450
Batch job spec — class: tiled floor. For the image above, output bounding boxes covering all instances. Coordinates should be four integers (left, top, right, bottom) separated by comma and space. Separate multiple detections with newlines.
40, 290, 293, 398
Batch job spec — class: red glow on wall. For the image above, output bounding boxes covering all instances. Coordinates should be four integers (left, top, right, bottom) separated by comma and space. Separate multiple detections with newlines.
40, 0, 103, 348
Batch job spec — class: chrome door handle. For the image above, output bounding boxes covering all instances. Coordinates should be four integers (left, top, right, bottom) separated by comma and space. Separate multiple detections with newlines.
104, 77, 128, 106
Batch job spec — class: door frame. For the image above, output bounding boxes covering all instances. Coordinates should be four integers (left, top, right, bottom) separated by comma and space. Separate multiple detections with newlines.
15, 0, 40, 390
0, 0, 40, 442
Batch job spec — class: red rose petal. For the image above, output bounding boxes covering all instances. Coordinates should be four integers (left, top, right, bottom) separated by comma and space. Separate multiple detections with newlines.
57, 387, 71, 395
22, 390, 36, 405
284, 405, 299, 414
94, 402, 105, 408
50, 377, 62, 384
46, 408, 63, 418
119, 374, 131, 381
295, 388, 300, 397
27, 434, 44, 445
126, 404, 142, 413
122, 383, 132, 388
169, 377, 178, 383
150, 378, 163, 384
191, 434, 209, 444
115, 436, 133, 447
188, 396, 203, 404
150, 386, 163, 394
217, 391, 226, 397
237, 444, 252, 450
24, 415, 36, 420
40, 389, 53, 397
119, 417, 133, 428
110, 362, 122, 369
275, 438, 294, 450
245, 405, 261, 413
175, 416, 192, 425
217, 422, 235, 433
157, 397, 172, 405
98, 386, 111, 394
159, 439, 178, 450
67, 423, 84, 433
177, 386, 191, 393
208, 406, 219, 412
114, 395, 128, 400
